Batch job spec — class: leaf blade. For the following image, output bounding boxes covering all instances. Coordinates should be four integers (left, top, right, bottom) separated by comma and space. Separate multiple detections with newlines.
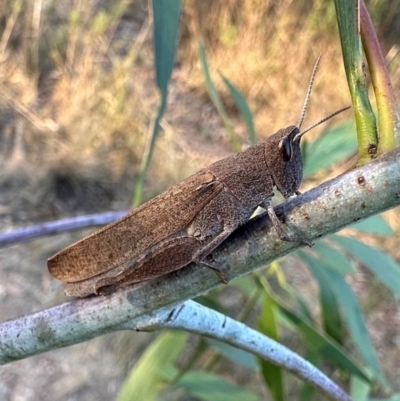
117, 331, 188, 401
221, 74, 257, 145
298, 251, 344, 345
322, 263, 387, 384
350, 214, 394, 236
332, 235, 400, 296
258, 290, 284, 401
178, 371, 262, 401
198, 40, 241, 151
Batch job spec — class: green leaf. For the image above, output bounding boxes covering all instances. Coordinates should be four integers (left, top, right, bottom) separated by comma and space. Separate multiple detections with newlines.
153, 0, 181, 93
369, 395, 400, 401
298, 251, 344, 345
312, 240, 355, 274
258, 291, 284, 401
303, 119, 357, 177
271, 296, 370, 382
116, 331, 188, 401
178, 371, 262, 401
293, 291, 314, 324
207, 339, 259, 370
221, 74, 257, 145
299, 383, 315, 401
230, 276, 257, 297
321, 265, 387, 385
133, 0, 181, 206
195, 295, 227, 315
350, 214, 394, 236
199, 41, 241, 151
350, 375, 371, 401
332, 235, 400, 296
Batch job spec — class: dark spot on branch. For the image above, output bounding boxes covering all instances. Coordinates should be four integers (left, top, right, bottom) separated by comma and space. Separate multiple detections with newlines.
357, 176, 365, 186
299, 210, 310, 220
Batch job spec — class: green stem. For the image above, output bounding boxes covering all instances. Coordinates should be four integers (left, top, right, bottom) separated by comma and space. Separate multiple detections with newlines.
334, 0, 378, 165
133, 94, 167, 206
360, 0, 400, 152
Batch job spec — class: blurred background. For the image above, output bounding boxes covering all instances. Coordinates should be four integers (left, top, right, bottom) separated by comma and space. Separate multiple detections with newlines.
0, 1, 400, 400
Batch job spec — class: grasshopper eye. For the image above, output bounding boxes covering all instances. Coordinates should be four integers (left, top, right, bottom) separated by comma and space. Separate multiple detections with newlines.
279, 138, 292, 162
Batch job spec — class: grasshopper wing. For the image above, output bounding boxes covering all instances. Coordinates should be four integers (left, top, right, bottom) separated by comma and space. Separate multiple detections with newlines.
48, 170, 222, 282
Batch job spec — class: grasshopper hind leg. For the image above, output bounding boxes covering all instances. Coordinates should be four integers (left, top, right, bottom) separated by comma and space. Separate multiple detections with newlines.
94, 235, 203, 295
93, 234, 231, 295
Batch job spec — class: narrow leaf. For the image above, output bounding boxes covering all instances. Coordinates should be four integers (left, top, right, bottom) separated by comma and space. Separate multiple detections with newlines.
293, 291, 314, 324
178, 371, 262, 401
322, 265, 387, 385
271, 296, 370, 382
133, 0, 181, 205
153, 0, 181, 93
199, 41, 241, 151
350, 214, 394, 236
350, 375, 371, 401
207, 339, 259, 370
369, 395, 400, 401
258, 291, 284, 401
117, 331, 188, 401
230, 276, 258, 297
332, 235, 400, 296
221, 74, 257, 145
303, 120, 357, 177
312, 241, 355, 274
298, 251, 344, 345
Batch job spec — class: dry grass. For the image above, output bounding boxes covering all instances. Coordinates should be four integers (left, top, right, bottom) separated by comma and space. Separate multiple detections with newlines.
0, 0, 400, 400
1, 0, 400, 210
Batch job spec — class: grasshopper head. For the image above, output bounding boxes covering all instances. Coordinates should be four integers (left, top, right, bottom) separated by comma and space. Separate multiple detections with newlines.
264, 126, 303, 199
263, 103, 350, 199
262, 56, 350, 200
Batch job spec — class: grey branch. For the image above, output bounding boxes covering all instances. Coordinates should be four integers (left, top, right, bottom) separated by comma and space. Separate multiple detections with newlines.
131, 301, 351, 401
1, 147, 400, 397
0, 211, 127, 247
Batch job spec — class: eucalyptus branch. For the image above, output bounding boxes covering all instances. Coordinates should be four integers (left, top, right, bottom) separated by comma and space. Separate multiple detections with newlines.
130, 301, 351, 401
0, 148, 399, 386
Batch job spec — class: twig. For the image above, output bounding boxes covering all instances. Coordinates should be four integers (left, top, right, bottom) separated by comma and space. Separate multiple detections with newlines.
0, 211, 128, 247
132, 301, 352, 401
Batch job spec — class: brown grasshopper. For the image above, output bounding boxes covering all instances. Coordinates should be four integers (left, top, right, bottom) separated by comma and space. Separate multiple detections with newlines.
48, 58, 350, 297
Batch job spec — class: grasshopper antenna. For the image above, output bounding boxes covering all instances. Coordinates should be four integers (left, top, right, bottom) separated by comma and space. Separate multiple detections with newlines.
297, 55, 322, 130
294, 106, 351, 141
